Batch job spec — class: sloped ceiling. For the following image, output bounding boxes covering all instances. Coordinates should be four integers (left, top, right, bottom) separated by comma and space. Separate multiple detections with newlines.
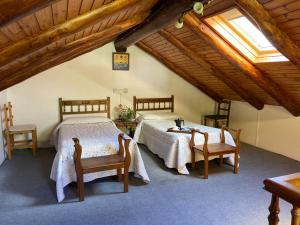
0, 0, 300, 116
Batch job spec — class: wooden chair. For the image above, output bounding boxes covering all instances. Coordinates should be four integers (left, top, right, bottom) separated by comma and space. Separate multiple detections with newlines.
190, 126, 241, 179
73, 133, 131, 201
3, 102, 37, 160
204, 100, 231, 128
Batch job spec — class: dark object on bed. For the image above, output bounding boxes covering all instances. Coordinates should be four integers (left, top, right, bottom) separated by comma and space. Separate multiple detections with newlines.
204, 100, 231, 128
133, 95, 174, 113
73, 133, 131, 201
264, 172, 300, 225
190, 126, 241, 179
174, 118, 184, 130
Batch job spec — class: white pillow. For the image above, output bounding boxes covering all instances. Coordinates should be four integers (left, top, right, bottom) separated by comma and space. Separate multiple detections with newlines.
136, 112, 180, 122
62, 116, 111, 125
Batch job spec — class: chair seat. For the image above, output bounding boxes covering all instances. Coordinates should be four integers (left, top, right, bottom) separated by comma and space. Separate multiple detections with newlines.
8, 124, 36, 133
194, 143, 236, 156
204, 114, 228, 120
81, 154, 125, 173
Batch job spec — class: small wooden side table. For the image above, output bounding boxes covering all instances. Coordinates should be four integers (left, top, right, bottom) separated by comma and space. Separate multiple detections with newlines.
114, 119, 138, 138
264, 172, 300, 225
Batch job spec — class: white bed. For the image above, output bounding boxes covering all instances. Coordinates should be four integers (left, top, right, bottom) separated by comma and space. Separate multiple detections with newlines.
50, 98, 150, 202
133, 96, 236, 175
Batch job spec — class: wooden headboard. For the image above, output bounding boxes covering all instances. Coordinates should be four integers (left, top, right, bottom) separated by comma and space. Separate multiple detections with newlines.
133, 95, 174, 113
59, 97, 110, 122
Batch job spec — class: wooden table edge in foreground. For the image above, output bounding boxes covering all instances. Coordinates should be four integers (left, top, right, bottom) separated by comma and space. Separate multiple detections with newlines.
264, 172, 300, 225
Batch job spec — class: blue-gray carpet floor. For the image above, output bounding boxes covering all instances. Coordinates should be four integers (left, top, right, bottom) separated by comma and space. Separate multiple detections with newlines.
0, 143, 300, 225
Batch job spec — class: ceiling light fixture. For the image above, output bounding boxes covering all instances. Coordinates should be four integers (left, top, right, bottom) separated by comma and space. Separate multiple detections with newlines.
174, 1, 206, 29
193, 2, 204, 15
175, 17, 184, 29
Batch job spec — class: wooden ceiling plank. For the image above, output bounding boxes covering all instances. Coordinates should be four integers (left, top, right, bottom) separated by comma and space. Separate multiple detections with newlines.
0, 0, 149, 69
35, 6, 54, 30
235, 0, 300, 70
136, 42, 224, 103
80, 0, 95, 15
52, 0, 68, 25
0, 0, 60, 28
159, 29, 264, 110
185, 12, 300, 116
0, 13, 148, 83
67, 0, 83, 20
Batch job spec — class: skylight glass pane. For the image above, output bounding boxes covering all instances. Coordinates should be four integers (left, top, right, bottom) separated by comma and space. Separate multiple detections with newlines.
229, 16, 274, 50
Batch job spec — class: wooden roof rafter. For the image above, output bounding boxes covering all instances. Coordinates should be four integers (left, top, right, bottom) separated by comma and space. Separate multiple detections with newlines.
0, 13, 149, 89
0, 0, 152, 68
136, 41, 224, 103
158, 29, 264, 110
184, 12, 300, 116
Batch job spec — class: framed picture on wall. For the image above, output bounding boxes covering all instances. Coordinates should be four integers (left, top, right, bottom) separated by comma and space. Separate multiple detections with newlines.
112, 53, 129, 71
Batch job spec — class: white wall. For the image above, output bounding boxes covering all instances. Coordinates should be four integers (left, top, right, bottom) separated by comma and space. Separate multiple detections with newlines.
6, 43, 215, 146
0, 90, 7, 164
230, 101, 300, 161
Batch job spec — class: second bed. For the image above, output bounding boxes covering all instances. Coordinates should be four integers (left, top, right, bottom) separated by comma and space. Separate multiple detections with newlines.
133, 96, 236, 174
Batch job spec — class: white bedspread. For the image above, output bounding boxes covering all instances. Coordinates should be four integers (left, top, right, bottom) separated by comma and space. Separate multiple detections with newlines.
50, 120, 150, 202
134, 119, 236, 174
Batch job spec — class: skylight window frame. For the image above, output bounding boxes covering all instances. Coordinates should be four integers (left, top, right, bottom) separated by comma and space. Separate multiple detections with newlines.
205, 8, 288, 63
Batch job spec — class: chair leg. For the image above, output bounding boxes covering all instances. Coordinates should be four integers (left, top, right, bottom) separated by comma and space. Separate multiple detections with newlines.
123, 167, 129, 193
77, 172, 85, 201
6, 133, 12, 160
117, 168, 122, 181
219, 155, 223, 167
32, 129, 37, 156
234, 153, 239, 174
203, 156, 209, 179
191, 149, 196, 170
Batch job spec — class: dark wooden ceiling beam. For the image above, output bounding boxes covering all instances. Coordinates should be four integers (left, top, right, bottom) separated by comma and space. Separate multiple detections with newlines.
0, 13, 148, 81
136, 42, 224, 103
114, 0, 200, 52
185, 12, 300, 116
159, 29, 264, 110
0, 0, 150, 68
234, 0, 300, 70
0, 0, 59, 28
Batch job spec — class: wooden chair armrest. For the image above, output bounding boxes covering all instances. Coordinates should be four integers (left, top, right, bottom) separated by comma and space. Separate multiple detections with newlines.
221, 126, 241, 138
221, 126, 241, 146
118, 133, 131, 164
190, 129, 208, 150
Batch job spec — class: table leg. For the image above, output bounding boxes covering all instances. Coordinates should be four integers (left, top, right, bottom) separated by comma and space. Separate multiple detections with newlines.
291, 205, 300, 225
268, 194, 280, 225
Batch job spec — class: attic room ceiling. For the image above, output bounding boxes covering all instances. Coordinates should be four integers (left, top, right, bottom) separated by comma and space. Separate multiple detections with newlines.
0, 0, 300, 116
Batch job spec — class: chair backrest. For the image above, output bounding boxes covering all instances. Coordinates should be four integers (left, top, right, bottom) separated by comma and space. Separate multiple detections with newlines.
3, 102, 13, 130
217, 100, 231, 118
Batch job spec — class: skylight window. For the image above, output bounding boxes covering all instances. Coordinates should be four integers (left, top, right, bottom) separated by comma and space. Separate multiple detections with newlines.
205, 8, 288, 63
